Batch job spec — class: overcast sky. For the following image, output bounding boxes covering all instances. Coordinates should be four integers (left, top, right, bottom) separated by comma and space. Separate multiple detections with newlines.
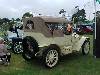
0, 0, 98, 20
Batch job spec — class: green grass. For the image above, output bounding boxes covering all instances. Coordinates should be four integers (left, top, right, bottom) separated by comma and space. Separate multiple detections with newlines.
0, 35, 100, 75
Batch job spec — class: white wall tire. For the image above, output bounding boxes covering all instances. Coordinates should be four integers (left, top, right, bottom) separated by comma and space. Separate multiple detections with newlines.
82, 40, 90, 55
43, 46, 59, 68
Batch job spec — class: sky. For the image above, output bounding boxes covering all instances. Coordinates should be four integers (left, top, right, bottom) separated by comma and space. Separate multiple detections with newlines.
0, 0, 98, 20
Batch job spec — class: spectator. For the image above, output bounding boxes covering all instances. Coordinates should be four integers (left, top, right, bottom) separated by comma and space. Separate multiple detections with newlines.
66, 23, 72, 34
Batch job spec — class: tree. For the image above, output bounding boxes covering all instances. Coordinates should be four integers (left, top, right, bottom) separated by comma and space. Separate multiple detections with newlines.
93, 11, 100, 22
22, 12, 33, 18
96, 0, 100, 4
95, 11, 100, 17
16, 18, 20, 21
2, 18, 10, 23
72, 8, 86, 24
59, 9, 66, 18
0, 18, 3, 25
0, 18, 12, 31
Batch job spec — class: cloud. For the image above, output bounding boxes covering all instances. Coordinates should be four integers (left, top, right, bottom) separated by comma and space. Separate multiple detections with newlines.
10, 8, 19, 12
0, 0, 94, 20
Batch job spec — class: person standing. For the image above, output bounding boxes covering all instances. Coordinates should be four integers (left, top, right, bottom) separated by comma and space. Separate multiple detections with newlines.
66, 23, 72, 34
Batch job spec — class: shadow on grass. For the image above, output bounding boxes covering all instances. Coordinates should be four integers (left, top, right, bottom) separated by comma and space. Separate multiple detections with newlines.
23, 52, 92, 69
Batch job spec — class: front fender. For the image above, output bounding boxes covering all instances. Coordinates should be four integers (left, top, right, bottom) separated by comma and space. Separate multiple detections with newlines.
73, 36, 90, 51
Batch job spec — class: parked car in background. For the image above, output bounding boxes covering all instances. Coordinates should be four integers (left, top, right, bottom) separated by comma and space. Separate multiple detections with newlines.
4, 24, 23, 54
76, 24, 93, 34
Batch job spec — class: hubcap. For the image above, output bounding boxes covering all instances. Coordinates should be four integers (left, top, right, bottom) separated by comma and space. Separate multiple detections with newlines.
46, 50, 58, 68
84, 42, 90, 54
27, 41, 34, 52
23, 40, 34, 59
14, 42, 23, 53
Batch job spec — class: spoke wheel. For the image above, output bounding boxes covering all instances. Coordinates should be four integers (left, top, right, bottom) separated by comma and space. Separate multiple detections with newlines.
46, 50, 58, 68
43, 46, 59, 68
13, 42, 23, 54
82, 40, 90, 55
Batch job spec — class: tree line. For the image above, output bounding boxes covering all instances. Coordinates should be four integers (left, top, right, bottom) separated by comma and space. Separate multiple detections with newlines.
0, 7, 98, 31
0, 12, 33, 31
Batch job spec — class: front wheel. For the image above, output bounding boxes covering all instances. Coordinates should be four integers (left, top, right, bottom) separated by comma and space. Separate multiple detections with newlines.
43, 47, 59, 68
82, 40, 90, 55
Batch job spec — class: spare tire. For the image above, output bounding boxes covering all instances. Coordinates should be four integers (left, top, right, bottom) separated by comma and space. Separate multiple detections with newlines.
22, 36, 39, 61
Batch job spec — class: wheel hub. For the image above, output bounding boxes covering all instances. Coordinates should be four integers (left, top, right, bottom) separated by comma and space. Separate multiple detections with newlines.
48, 54, 55, 62
27, 41, 34, 52
14, 42, 23, 53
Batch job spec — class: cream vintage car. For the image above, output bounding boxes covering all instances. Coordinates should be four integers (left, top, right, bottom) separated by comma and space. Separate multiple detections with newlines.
22, 16, 90, 68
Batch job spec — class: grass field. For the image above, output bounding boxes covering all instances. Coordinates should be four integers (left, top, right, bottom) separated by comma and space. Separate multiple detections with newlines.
0, 35, 100, 75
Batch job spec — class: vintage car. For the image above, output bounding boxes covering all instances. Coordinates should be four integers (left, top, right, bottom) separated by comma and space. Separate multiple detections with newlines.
22, 16, 90, 68
4, 24, 23, 54
76, 25, 93, 34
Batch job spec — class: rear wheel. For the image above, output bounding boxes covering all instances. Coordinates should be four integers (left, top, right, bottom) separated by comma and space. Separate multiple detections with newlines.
22, 50, 34, 61
22, 36, 38, 61
82, 40, 90, 55
43, 46, 59, 68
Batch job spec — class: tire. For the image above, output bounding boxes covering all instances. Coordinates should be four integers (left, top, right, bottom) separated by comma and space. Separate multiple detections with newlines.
22, 36, 38, 61
22, 50, 34, 61
82, 40, 90, 55
12, 41, 23, 54
43, 46, 59, 68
